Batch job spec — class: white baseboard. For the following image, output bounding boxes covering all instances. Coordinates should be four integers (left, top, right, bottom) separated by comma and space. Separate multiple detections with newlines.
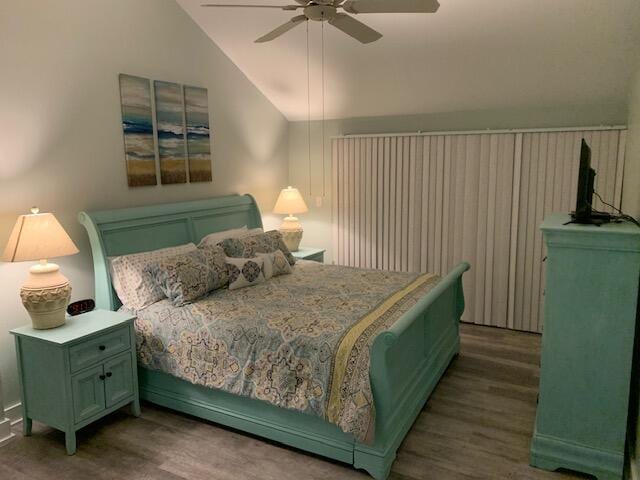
5, 402, 22, 426
0, 418, 15, 446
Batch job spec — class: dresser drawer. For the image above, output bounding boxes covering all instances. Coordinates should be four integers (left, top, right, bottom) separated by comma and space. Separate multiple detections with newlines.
69, 327, 130, 373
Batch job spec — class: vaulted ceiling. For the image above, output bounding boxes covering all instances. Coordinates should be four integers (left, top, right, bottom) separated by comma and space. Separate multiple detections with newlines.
177, 0, 640, 121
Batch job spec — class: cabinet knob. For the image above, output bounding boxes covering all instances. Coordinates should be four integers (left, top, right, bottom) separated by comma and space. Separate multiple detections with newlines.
106, 372, 112, 378
99, 374, 106, 380
99, 345, 106, 351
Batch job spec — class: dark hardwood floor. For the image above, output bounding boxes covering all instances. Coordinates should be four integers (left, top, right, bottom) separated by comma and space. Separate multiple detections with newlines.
0, 323, 592, 479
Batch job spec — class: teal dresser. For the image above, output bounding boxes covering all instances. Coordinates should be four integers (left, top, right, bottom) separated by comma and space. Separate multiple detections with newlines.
10, 310, 140, 455
531, 214, 640, 479
292, 247, 326, 263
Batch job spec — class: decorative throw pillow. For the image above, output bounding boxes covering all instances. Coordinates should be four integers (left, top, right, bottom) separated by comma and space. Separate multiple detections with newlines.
219, 230, 296, 266
258, 250, 292, 279
109, 243, 197, 310
198, 226, 265, 248
147, 245, 228, 307
226, 256, 266, 290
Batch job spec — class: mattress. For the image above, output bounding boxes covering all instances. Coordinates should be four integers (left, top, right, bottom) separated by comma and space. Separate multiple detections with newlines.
127, 260, 440, 442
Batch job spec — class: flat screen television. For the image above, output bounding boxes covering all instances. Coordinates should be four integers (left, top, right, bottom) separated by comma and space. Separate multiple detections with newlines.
572, 139, 595, 224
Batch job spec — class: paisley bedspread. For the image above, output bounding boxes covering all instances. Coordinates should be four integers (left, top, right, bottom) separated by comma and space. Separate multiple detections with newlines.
127, 260, 440, 442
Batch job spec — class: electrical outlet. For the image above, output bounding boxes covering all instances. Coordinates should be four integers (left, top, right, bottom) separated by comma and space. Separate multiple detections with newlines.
315, 196, 323, 207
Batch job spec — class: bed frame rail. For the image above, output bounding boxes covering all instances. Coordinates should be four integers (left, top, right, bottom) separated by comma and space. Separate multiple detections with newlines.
355, 262, 470, 479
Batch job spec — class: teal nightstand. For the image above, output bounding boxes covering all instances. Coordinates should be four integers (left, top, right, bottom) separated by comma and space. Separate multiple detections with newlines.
10, 309, 140, 455
292, 247, 326, 263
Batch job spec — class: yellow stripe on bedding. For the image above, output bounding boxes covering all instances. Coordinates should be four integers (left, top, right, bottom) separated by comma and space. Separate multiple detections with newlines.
326, 273, 436, 423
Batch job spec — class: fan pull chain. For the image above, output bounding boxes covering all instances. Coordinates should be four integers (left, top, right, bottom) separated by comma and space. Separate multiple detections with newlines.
321, 16, 326, 198
306, 19, 312, 197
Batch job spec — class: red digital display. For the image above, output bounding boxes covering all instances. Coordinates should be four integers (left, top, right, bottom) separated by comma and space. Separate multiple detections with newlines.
67, 299, 95, 316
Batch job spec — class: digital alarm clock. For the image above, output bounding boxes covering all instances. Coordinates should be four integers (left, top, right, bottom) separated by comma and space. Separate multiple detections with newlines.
67, 299, 96, 316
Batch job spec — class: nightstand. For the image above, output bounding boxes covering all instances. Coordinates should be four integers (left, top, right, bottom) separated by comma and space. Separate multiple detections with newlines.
292, 247, 326, 263
10, 309, 140, 455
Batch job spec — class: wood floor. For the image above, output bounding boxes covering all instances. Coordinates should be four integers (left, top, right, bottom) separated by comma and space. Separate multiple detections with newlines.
0, 323, 592, 480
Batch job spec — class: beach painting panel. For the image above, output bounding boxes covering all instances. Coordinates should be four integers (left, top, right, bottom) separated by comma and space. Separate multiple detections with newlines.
119, 74, 157, 186
154, 81, 187, 184
184, 86, 212, 182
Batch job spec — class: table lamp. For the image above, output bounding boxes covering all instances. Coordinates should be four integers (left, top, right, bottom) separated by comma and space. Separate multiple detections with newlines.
273, 186, 308, 252
2, 208, 79, 330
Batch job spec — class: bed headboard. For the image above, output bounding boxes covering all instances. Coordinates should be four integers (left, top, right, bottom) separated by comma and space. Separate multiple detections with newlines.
78, 194, 263, 311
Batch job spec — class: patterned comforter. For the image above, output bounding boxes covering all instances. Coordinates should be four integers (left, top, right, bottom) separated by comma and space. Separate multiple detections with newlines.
128, 260, 440, 442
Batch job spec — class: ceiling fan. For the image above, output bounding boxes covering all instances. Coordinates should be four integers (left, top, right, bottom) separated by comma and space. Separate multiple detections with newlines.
200, 0, 440, 44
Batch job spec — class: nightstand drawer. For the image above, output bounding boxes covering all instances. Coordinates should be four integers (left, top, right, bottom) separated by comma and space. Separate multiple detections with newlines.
69, 327, 130, 373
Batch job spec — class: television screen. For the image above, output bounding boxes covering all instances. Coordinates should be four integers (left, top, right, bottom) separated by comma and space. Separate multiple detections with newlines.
573, 139, 595, 223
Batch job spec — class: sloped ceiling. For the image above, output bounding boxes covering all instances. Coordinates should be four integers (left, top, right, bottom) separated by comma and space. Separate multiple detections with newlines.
177, 0, 640, 121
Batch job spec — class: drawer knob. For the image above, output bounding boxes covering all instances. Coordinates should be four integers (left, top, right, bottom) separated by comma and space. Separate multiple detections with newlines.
99, 345, 106, 351
99, 374, 106, 380
106, 372, 112, 378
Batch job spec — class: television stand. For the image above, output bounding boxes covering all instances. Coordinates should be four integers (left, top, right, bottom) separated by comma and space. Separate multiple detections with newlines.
532, 214, 640, 480
564, 211, 612, 226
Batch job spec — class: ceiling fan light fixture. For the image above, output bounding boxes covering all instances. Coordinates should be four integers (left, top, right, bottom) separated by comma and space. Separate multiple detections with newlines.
304, 4, 337, 21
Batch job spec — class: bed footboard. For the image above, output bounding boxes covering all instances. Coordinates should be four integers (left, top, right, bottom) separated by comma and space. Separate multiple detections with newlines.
354, 262, 470, 479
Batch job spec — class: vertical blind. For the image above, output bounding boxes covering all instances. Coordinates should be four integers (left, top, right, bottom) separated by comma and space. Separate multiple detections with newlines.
331, 128, 626, 333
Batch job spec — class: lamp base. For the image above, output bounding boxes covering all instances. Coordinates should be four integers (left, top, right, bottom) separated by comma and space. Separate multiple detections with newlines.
279, 216, 304, 252
20, 262, 71, 330
280, 229, 303, 252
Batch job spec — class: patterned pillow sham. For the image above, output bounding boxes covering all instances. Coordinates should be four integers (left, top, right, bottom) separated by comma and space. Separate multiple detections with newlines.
109, 243, 197, 310
146, 245, 228, 307
198, 226, 264, 248
258, 250, 292, 279
219, 230, 296, 266
226, 256, 266, 290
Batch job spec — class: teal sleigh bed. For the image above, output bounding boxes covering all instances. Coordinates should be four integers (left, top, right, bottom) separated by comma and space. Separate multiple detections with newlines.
78, 194, 469, 479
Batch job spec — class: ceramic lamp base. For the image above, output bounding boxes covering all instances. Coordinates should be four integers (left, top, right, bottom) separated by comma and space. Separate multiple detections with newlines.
20, 262, 71, 330
279, 216, 304, 252
280, 229, 303, 252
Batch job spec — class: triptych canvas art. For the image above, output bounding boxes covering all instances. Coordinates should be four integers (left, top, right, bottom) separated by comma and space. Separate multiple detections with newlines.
119, 74, 212, 187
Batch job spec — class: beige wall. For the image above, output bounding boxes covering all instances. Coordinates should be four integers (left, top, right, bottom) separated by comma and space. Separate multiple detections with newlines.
0, 0, 289, 408
289, 104, 628, 263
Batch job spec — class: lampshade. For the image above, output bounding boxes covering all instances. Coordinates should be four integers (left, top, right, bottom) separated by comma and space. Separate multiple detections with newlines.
2, 209, 79, 263
273, 186, 308, 215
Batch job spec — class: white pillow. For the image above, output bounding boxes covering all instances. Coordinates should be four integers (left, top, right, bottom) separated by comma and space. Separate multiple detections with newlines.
258, 250, 292, 280
109, 243, 197, 310
198, 227, 264, 247
225, 256, 266, 290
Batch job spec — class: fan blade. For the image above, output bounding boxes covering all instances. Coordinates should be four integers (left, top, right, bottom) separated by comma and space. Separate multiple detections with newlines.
328, 13, 382, 43
255, 15, 307, 43
201, 4, 301, 10
342, 0, 439, 14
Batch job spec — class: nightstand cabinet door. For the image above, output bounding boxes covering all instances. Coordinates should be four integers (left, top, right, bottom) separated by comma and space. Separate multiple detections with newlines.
72, 365, 106, 423
104, 353, 134, 408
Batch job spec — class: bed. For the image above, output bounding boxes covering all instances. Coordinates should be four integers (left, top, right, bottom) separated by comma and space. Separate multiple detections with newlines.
79, 194, 469, 479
